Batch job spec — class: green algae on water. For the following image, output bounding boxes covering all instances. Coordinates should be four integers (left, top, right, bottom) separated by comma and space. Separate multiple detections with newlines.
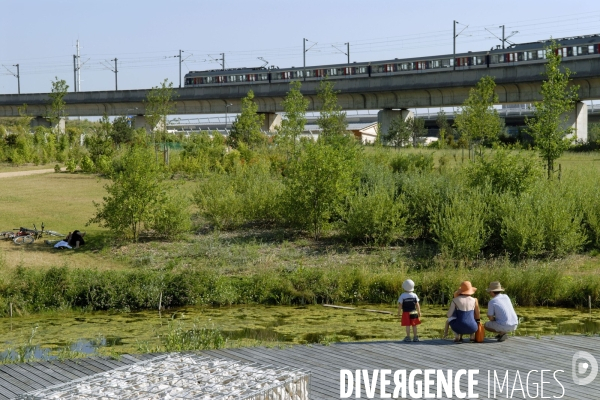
1, 304, 599, 362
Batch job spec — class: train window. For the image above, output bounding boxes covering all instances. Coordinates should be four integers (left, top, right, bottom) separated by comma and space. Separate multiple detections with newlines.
517, 53, 523, 61
567, 47, 573, 57
357, 67, 366, 74
305, 70, 311, 77
442, 59, 451, 67
589, 45, 596, 54
475, 57, 483, 65
433, 60, 440, 68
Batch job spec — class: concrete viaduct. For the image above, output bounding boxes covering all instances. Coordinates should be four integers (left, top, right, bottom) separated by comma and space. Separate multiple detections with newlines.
0, 57, 598, 136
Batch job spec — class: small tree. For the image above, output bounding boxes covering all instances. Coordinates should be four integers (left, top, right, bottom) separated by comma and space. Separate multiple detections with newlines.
436, 110, 450, 149
526, 41, 579, 178
454, 76, 503, 153
111, 116, 136, 146
316, 80, 347, 141
283, 141, 356, 239
47, 77, 69, 131
228, 90, 265, 149
145, 79, 176, 162
409, 117, 426, 147
276, 81, 308, 160
89, 145, 189, 241
384, 114, 411, 149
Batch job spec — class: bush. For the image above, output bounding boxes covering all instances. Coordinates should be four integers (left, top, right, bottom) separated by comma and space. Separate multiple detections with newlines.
343, 167, 406, 245
193, 161, 283, 229
398, 171, 459, 239
389, 152, 434, 174
90, 145, 191, 241
432, 189, 490, 260
282, 141, 359, 238
500, 180, 586, 257
464, 149, 543, 194
65, 158, 77, 173
80, 155, 95, 173
150, 188, 191, 239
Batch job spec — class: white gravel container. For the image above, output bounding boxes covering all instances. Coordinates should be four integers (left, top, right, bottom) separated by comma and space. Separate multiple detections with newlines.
19, 354, 311, 400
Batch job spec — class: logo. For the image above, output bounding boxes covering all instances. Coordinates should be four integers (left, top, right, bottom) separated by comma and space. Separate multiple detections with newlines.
572, 351, 598, 386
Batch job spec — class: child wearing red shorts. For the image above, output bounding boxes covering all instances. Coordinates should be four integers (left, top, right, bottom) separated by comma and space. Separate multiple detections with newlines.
397, 279, 422, 342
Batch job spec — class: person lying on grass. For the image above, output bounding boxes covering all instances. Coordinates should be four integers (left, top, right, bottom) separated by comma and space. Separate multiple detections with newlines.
46, 230, 86, 249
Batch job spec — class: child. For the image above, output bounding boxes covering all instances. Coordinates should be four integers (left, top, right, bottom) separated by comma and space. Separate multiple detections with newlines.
397, 279, 421, 342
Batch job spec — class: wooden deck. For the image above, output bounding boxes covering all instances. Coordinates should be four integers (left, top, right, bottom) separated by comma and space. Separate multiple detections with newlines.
4, 336, 600, 399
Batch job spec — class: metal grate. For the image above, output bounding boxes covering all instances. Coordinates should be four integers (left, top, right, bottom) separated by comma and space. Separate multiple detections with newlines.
18, 354, 311, 400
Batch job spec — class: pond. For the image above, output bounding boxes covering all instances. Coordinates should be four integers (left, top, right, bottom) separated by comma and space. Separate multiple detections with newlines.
1, 304, 598, 362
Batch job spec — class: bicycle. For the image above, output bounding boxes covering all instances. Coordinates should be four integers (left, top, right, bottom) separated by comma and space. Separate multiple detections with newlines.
7, 223, 64, 245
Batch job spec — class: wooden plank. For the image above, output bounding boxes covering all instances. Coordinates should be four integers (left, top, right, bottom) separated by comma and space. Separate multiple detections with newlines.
1, 364, 55, 388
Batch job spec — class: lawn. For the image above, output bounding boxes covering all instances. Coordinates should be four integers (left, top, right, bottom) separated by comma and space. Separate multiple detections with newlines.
0, 172, 124, 272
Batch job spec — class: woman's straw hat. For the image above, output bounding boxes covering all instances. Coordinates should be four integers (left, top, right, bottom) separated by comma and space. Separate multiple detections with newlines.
456, 281, 477, 296
486, 281, 505, 292
402, 279, 415, 292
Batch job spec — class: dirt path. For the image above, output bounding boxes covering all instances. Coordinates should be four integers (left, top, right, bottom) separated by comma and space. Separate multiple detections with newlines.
0, 168, 57, 179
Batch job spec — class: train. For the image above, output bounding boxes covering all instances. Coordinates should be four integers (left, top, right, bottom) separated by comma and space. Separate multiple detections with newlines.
184, 34, 600, 88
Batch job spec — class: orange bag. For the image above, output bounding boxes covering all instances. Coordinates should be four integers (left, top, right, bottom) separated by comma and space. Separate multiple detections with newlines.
474, 322, 485, 343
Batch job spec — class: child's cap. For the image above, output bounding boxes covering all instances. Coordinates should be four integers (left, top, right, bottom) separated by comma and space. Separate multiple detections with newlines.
402, 279, 415, 292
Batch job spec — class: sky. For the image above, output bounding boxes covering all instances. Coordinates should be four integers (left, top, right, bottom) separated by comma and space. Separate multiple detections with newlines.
1, 0, 599, 96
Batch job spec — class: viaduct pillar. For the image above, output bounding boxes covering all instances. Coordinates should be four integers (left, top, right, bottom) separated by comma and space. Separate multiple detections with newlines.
377, 109, 414, 139
134, 115, 164, 133
259, 112, 282, 133
564, 101, 588, 142
30, 116, 65, 133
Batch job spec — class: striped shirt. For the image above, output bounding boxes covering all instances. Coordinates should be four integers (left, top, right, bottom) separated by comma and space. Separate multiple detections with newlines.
487, 294, 518, 326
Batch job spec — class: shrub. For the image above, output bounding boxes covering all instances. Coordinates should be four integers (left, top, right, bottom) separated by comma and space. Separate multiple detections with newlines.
398, 171, 460, 239
150, 188, 191, 239
282, 141, 358, 238
80, 155, 95, 173
500, 180, 586, 257
464, 149, 543, 194
65, 158, 77, 173
193, 161, 283, 229
343, 167, 406, 245
432, 189, 490, 260
389, 152, 434, 174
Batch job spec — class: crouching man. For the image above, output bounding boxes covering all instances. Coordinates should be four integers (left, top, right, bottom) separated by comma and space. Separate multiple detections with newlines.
484, 281, 518, 342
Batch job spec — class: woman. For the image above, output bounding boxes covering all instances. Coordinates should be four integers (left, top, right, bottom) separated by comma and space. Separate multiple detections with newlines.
447, 281, 480, 343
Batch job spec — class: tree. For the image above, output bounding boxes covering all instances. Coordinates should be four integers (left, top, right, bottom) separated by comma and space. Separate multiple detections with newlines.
47, 77, 69, 130
526, 41, 580, 178
454, 76, 503, 153
145, 79, 177, 162
85, 115, 114, 165
436, 110, 450, 149
384, 114, 411, 149
89, 145, 189, 241
111, 116, 136, 146
276, 81, 308, 160
409, 117, 426, 147
316, 80, 347, 141
228, 90, 265, 149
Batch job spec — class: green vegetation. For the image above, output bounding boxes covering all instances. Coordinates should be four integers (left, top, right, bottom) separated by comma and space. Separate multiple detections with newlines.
454, 75, 503, 151
526, 41, 580, 178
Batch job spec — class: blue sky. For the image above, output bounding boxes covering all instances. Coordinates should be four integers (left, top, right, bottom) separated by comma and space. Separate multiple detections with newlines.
1, 0, 599, 94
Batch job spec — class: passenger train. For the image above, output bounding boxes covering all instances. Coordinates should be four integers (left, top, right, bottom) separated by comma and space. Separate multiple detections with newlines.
184, 35, 600, 87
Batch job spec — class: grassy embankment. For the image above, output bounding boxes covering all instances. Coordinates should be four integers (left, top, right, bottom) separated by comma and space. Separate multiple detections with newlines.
1, 152, 600, 315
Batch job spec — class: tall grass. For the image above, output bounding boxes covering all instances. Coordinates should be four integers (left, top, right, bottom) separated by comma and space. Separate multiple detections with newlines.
1, 262, 600, 315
